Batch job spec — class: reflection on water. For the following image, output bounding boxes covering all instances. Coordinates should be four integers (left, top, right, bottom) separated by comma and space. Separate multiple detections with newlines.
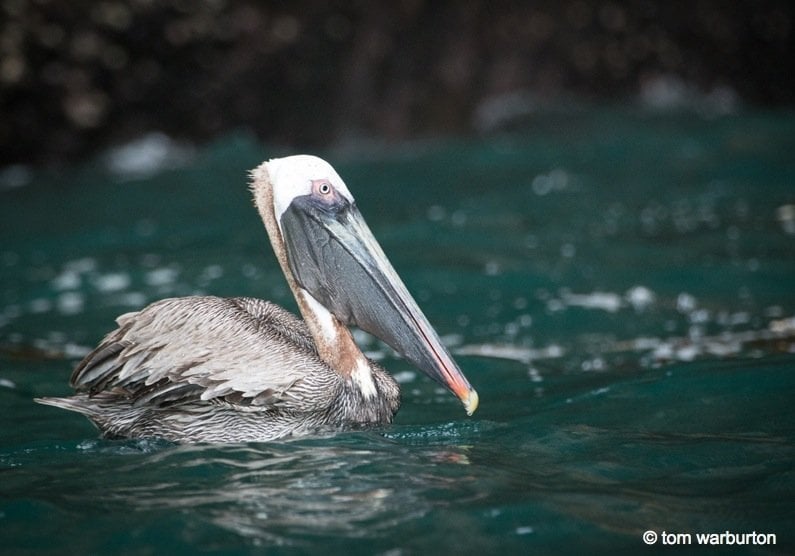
6, 396, 791, 551
10, 432, 482, 547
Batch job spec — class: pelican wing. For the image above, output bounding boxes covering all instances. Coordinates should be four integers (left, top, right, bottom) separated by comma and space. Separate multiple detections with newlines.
71, 296, 339, 411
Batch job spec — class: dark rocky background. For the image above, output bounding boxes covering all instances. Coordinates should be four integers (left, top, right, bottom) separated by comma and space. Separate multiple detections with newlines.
1, 0, 792, 167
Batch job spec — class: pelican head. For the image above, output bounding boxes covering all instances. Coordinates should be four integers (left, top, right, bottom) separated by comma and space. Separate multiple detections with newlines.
252, 155, 478, 415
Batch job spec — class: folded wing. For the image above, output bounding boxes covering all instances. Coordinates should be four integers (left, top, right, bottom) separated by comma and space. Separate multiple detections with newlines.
70, 296, 339, 411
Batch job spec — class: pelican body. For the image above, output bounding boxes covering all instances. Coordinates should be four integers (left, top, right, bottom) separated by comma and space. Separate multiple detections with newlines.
37, 155, 478, 443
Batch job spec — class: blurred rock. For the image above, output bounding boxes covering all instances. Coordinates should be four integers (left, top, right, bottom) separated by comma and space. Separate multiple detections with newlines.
0, 1, 791, 167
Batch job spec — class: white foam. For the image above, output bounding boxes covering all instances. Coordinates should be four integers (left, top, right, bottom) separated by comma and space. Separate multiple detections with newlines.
29, 298, 52, 313
93, 272, 131, 292
562, 291, 623, 313
392, 371, 416, 384
199, 265, 224, 281
57, 291, 85, 315
51, 270, 81, 291
456, 342, 564, 363
625, 285, 655, 310
145, 267, 179, 286
105, 132, 194, 178
64, 257, 97, 274
676, 292, 697, 313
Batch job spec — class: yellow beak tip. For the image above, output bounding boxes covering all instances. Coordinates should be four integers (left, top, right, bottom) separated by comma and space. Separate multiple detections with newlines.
462, 389, 479, 416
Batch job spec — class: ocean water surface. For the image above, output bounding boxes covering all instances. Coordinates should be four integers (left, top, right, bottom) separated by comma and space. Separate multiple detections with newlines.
2, 108, 794, 554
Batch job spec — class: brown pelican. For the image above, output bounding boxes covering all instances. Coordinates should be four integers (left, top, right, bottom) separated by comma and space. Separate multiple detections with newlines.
36, 155, 478, 442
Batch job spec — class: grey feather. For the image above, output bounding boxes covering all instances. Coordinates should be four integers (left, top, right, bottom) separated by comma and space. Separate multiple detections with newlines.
37, 296, 400, 442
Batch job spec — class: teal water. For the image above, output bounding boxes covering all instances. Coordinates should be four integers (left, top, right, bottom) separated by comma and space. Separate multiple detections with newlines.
2, 108, 794, 554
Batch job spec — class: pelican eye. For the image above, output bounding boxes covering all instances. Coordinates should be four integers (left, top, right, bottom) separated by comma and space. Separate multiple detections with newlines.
312, 179, 333, 196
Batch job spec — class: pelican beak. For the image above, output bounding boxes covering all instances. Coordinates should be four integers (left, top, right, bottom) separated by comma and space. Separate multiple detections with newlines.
280, 193, 478, 415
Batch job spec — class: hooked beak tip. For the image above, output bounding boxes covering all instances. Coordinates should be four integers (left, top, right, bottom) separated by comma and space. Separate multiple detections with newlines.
461, 388, 479, 416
